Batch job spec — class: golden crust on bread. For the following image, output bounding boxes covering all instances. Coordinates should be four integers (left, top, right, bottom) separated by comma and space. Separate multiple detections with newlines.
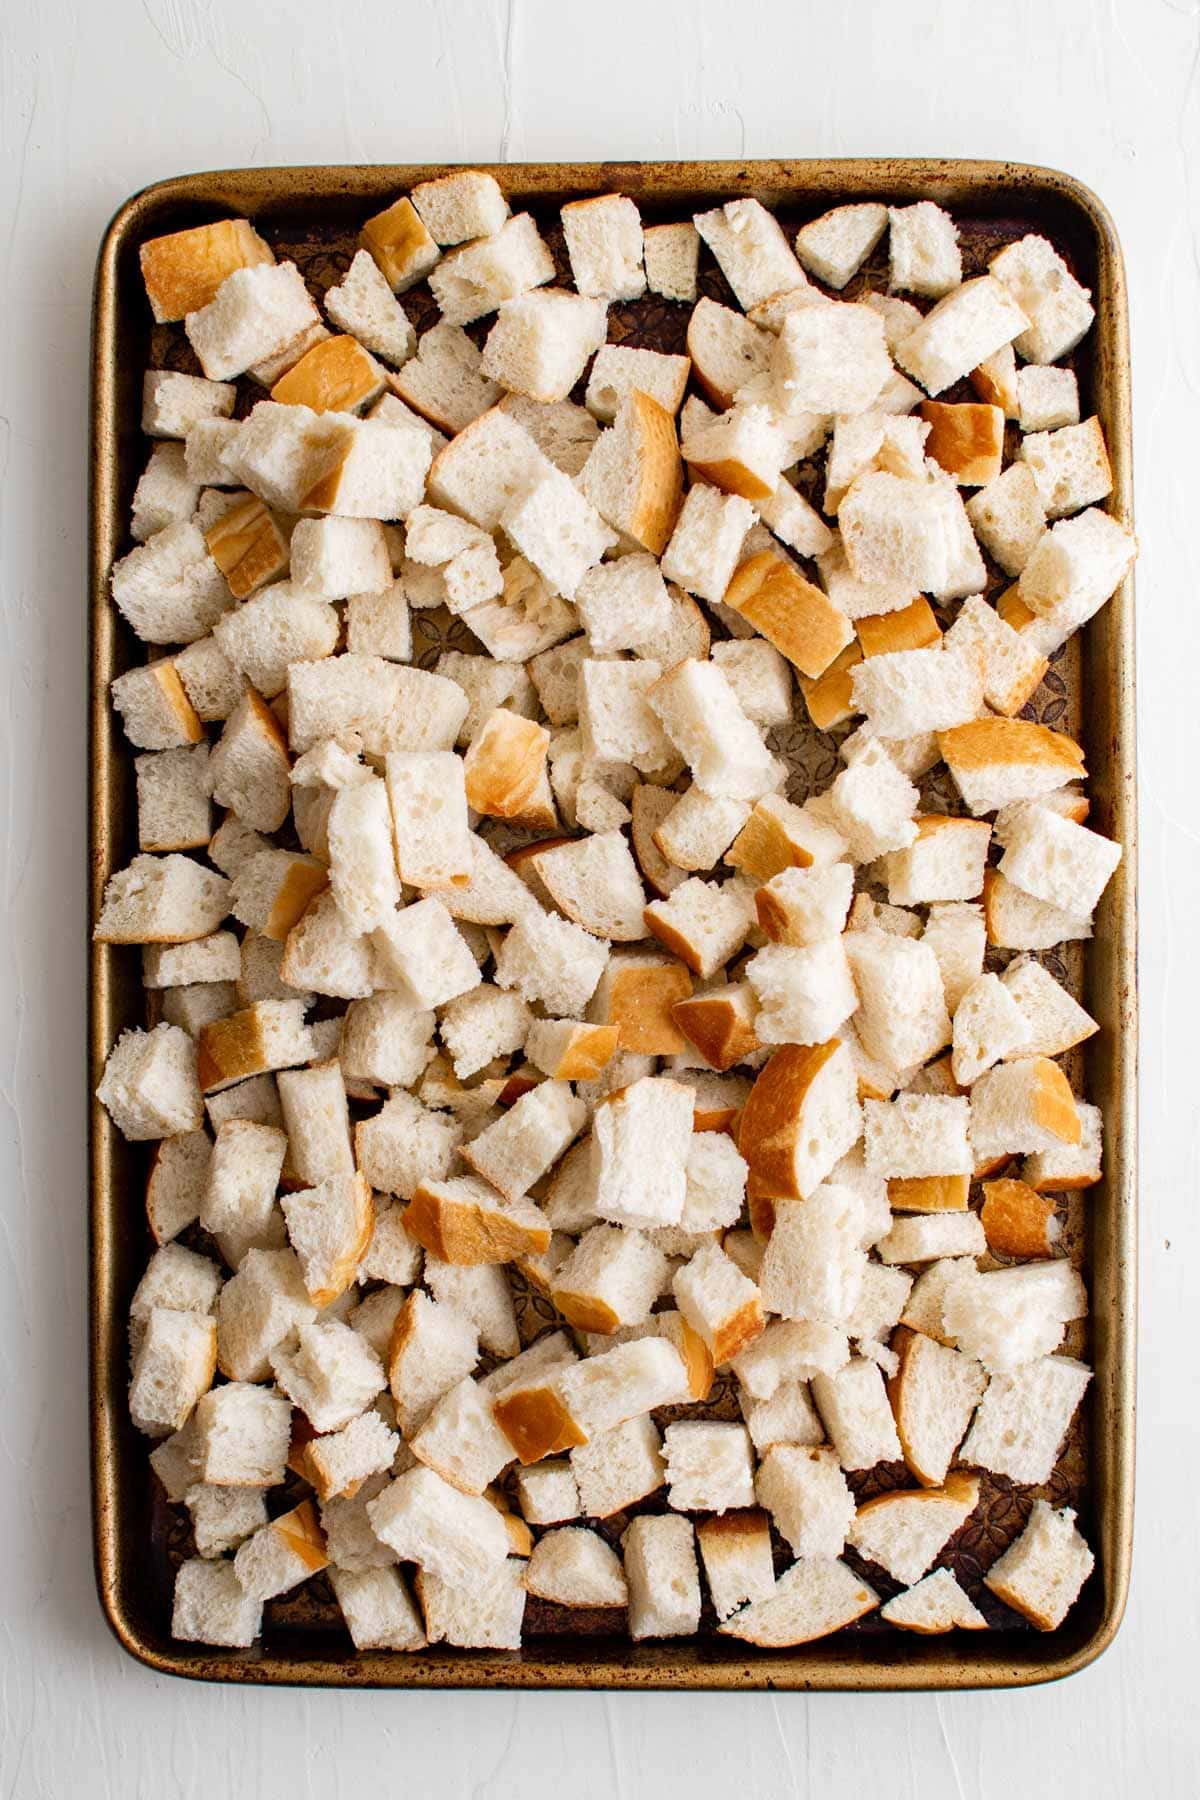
491, 1380, 587, 1464
798, 642, 862, 730
139, 218, 274, 323
1029, 1056, 1083, 1145
405, 1179, 551, 1266
723, 551, 854, 679
939, 717, 1087, 781
672, 989, 758, 1072
622, 391, 685, 555
980, 1177, 1059, 1255
738, 1039, 845, 1203
360, 196, 439, 290
204, 496, 289, 599
888, 1174, 970, 1213
602, 961, 694, 1055
271, 334, 384, 414
464, 710, 552, 819
920, 400, 1005, 486
855, 595, 941, 658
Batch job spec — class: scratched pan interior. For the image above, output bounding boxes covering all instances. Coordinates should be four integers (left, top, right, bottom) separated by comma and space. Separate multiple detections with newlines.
88, 160, 1136, 1691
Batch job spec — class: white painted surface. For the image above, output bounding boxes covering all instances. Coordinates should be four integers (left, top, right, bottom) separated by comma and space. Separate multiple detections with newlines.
1, 0, 1196, 1792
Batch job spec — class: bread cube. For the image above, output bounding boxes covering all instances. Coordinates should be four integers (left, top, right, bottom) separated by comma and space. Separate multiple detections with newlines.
989, 234, 1095, 364
207, 690, 290, 834
110, 519, 232, 645
886, 814, 991, 907
493, 904, 611, 1017
193, 1380, 291, 1486
430, 212, 555, 323
998, 805, 1121, 918
172, 1556, 262, 1647
141, 218, 274, 323
185, 262, 320, 381
771, 302, 891, 414
1023, 1099, 1103, 1191
963, 1352, 1092, 1486
888, 202, 961, 296
939, 716, 1087, 817
896, 276, 1029, 397
271, 1318, 385, 1433
1020, 417, 1112, 521
622, 1513, 700, 1640
951, 972, 1032, 1085
1018, 364, 1079, 433
96, 1021, 204, 1142
844, 929, 950, 1072
481, 288, 606, 403
590, 1075, 693, 1229
809, 1356, 902, 1469
323, 249, 416, 367
985, 1498, 1095, 1630
795, 202, 887, 289
662, 1421, 754, 1514
661, 482, 755, 603
561, 193, 645, 300
649, 659, 777, 801
643, 221, 700, 302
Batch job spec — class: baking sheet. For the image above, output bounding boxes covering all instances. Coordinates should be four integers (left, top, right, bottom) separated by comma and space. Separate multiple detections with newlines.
89, 159, 1136, 1689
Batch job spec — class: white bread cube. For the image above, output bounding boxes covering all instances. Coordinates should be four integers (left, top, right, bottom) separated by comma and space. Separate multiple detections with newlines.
758, 475, 836, 559
203, 1072, 284, 1134
795, 203, 888, 290
515, 1458, 581, 1525
863, 1094, 971, 1179
985, 1499, 1094, 1633
437, 650, 537, 743
664, 1421, 755, 1513
682, 402, 790, 503
686, 296, 772, 406
132, 441, 201, 540
383, 751, 472, 891
1018, 364, 1080, 433
694, 197, 804, 308
143, 369, 237, 439
525, 1527, 627, 1607
411, 170, 509, 244
938, 1256, 1083, 1370
718, 1556, 879, 1647
233, 1498, 328, 1602
877, 1211, 987, 1265
323, 249, 416, 366
661, 484, 755, 604
359, 194, 439, 291
429, 213, 556, 324
501, 465, 616, 600
271, 1317, 386, 1432
592, 1075, 694, 1229
570, 1414, 665, 1517
848, 1471, 979, 1585
287, 655, 470, 756
1024, 1100, 1103, 1192
738, 1038, 862, 1203
331, 1565, 426, 1651
497, 392, 600, 476
206, 691, 290, 835
405, 1174, 548, 1270
649, 660, 777, 801
96, 1023, 203, 1141
111, 659, 206, 751
575, 390, 684, 558
1001, 958, 1097, 1060
989, 234, 1095, 365
655, 785, 750, 876
888, 1327, 988, 1488
756, 1444, 855, 1557
371, 897, 480, 1009
358, 1196, 423, 1288
561, 194, 645, 300
531, 831, 648, 942
128, 1306, 217, 1435
172, 1557, 262, 1647
998, 804, 1121, 918
944, 593, 1047, 716
896, 276, 1029, 397
578, 658, 675, 772
573, 553, 671, 654
771, 302, 891, 415
816, 533, 913, 622
228, 400, 344, 511
759, 1184, 866, 1327
622, 1514, 700, 1640
280, 1171, 373, 1307
215, 1246, 315, 1382
422, 1260, 517, 1361
551, 1225, 667, 1334
644, 877, 757, 979
110, 520, 232, 645
680, 1131, 747, 1232
710, 638, 793, 727
417, 1557, 527, 1649
745, 939, 858, 1046
408, 1375, 514, 1495
739, 1378, 824, 1454
201, 1116, 286, 1254
145, 1130, 211, 1245
290, 516, 390, 599
1016, 507, 1137, 648
277, 892, 374, 999
192, 1380, 291, 1486
696, 1510, 777, 1622
673, 1240, 764, 1363
727, 792, 848, 883
346, 581, 412, 661
732, 1319, 849, 1401
961, 1354, 1091, 1484
643, 221, 700, 301
843, 926, 949, 1075
888, 202, 961, 297
810, 1356, 903, 1469
840, 476, 984, 601
382, 1288, 479, 1435
323, 776, 400, 937
494, 907, 610, 1016
213, 586, 340, 698
185, 262, 320, 381
367, 1465, 509, 1583
951, 972, 1032, 1085
1020, 417, 1112, 519
481, 289, 606, 403
585, 344, 689, 423
823, 411, 929, 512
384, 323, 500, 438
830, 739, 919, 861
940, 717, 1088, 820
173, 637, 245, 726
886, 815, 991, 906
966, 462, 1048, 578
426, 406, 552, 530
185, 1483, 268, 1559
846, 1260, 913, 1344
440, 983, 531, 1080
461, 1080, 586, 1200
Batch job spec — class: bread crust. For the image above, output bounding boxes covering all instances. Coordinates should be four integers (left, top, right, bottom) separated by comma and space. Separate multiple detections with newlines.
464, 711, 551, 819
855, 596, 940, 658
271, 335, 383, 414
980, 1177, 1058, 1255
541, 1023, 620, 1082
710, 1294, 766, 1364
204, 496, 289, 599
265, 860, 331, 941
272, 1497, 330, 1575
1030, 1057, 1083, 1145
939, 717, 1087, 781
798, 643, 862, 731
603, 961, 694, 1055
726, 802, 818, 884
920, 400, 1005, 486
405, 1180, 551, 1266
887, 1174, 970, 1213
197, 1005, 275, 1092
672, 990, 758, 1072
738, 1039, 846, 1202
491, 1381, 587, 1464
723, 552, 854, 680
624, 391, 684, 555
360, 196, 439, 291
139, 219, 274, 323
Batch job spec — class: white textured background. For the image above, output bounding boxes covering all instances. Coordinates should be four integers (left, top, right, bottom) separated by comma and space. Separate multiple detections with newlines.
2, 1, 1197, 1794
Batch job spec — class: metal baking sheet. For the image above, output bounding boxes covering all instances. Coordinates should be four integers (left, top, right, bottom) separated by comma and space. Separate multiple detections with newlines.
89, 159, 1136, 1690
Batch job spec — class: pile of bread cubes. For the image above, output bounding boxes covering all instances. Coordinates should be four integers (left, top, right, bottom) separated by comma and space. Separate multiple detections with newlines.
95, 170, 1133, 1658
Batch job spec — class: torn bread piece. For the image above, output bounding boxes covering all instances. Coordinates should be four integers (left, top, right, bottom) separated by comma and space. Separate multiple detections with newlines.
983, 1499, 1094, 1630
